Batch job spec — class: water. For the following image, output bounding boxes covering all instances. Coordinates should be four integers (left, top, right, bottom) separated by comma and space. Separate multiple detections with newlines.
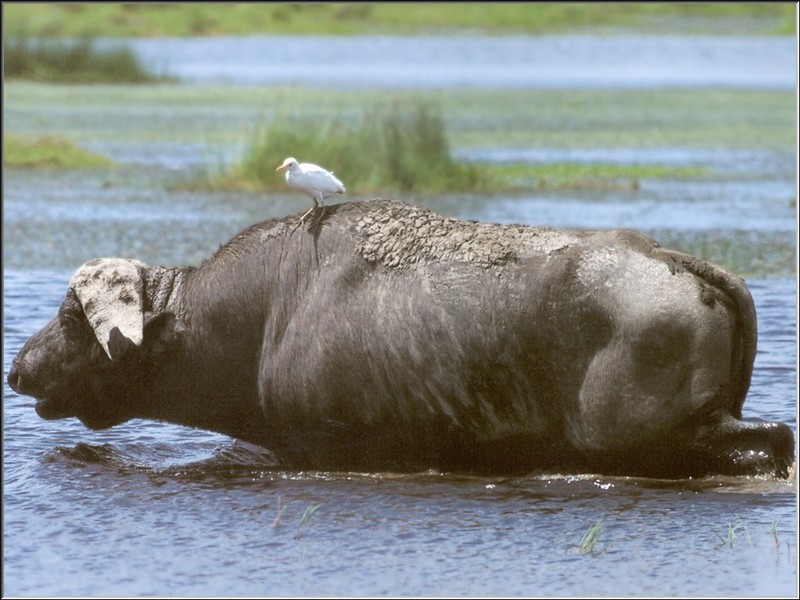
3, 33, 798, 596
3, 270, 797, 596
3, 171, 797, 595
121, 35, 795, 89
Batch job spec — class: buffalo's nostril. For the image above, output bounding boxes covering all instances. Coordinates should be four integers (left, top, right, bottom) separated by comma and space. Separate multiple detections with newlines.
7, 364, 20, 391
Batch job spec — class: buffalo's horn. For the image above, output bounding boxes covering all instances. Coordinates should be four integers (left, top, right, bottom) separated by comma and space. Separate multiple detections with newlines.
69, 258, 146, 360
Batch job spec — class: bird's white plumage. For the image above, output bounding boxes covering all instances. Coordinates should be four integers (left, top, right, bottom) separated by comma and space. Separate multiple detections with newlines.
276, 157, 345, 207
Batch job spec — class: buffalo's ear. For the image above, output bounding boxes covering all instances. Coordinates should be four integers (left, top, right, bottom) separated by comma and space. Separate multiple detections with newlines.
58, 289, 92, 344
142, 312, 184, 356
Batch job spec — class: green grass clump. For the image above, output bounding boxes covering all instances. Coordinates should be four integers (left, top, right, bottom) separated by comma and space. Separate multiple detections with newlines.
4, 135, 113, 169
3, 36, 170, 83
211, 103, 486, 194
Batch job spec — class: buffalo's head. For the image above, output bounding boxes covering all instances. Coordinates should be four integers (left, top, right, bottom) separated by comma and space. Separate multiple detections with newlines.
7, 258, 182, 429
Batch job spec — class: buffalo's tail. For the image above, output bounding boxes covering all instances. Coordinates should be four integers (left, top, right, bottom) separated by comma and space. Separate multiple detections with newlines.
658, 249, 757, 419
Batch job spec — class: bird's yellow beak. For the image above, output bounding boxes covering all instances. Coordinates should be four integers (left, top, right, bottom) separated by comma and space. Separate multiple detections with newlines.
275, 163, 286, 172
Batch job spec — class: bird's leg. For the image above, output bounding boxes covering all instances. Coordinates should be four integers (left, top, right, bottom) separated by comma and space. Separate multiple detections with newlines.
291, 198, 319, 234
290, 207, 315, 234
310, 194, 327, 227
299, 205, 316, 222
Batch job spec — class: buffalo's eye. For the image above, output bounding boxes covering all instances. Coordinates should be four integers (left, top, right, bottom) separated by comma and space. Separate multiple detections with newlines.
58, 308, 89, 345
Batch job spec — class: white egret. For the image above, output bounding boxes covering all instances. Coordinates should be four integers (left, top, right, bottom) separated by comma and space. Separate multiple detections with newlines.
276, 157, 345, 224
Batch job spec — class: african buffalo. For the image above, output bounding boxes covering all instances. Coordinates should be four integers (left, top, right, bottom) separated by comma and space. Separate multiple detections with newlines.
7, 199, 795, 478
